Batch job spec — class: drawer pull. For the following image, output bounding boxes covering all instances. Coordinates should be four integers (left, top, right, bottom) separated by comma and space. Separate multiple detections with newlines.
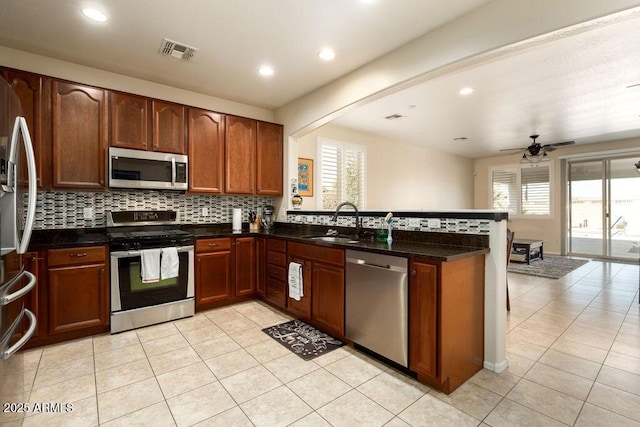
208, 243, 218, 247
70, 253, 88, 257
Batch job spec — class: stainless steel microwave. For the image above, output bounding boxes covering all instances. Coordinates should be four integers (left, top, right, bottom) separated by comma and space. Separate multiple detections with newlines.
108, 147, 188, 191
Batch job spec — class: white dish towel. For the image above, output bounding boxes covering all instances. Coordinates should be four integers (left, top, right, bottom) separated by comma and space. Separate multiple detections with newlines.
288, 262, 304, 301
161, 247, 180, 280
140, 249, 162, 283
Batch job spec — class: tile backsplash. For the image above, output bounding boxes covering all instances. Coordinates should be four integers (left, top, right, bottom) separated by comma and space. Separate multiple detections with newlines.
286, 213, 491, 235
33, 191, 274, 229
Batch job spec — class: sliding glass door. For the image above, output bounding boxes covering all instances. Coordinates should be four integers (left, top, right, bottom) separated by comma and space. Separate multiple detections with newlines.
568, 157, 640, 260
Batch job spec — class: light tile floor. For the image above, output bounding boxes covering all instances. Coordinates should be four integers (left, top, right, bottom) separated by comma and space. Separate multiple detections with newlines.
11, 260, 640, 426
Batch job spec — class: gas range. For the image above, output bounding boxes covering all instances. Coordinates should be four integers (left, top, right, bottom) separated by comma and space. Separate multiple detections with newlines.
106, 210, 194, 251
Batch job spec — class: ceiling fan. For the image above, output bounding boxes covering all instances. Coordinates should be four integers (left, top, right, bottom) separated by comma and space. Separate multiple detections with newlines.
501, 134, 575, 163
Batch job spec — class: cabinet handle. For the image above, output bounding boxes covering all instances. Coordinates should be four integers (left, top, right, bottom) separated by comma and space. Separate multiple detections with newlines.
101, 268, 105, 273
143, 142, 147, 147
208, 243, 218, 247
99, 179, 104, 185
70, 253, 88, 257
411, 269, 416, 276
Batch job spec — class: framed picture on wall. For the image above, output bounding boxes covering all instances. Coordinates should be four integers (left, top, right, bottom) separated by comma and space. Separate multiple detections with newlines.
297, 158, 314, 197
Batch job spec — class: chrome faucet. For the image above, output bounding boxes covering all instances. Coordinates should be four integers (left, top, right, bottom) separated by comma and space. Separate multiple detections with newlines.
332, 201, 360, 236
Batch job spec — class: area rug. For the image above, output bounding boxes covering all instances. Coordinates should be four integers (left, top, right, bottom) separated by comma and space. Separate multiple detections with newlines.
508, 255, 589, 279
262, 319, 344, 361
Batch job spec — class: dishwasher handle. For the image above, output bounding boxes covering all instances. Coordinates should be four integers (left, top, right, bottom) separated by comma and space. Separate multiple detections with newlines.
346, 256, 407, 273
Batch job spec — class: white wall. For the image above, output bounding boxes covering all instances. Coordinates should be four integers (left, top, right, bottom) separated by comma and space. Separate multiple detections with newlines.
0, 46, 274, 122
297, 125, 473, 210
473, 136, 640, 254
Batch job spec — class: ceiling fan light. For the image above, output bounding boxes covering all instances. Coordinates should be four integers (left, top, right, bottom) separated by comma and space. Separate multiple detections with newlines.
541, 152, 550, 162
635, 160, 640, 173
520, 154, 529, 164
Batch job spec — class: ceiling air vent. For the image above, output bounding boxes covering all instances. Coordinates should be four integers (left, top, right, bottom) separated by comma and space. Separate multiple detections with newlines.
160, 38, 198, 61
385, 114, 405, 120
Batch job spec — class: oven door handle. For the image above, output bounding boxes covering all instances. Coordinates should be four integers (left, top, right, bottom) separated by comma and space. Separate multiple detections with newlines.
111, 246, 194, 257
171, 157, 176, 187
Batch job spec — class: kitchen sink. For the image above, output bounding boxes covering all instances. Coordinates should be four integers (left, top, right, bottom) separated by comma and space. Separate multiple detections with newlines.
309, 236, 360, 244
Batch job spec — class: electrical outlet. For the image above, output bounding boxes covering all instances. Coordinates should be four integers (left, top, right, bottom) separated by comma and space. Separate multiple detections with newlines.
408, 218, 420, 227
202, 207, 209, 216
427, 218, 441, 228
83, 207, 94, 220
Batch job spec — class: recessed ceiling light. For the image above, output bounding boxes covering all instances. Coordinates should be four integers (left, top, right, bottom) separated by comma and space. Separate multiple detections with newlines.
259, 65, 274, 77
459, 87, 473, 95
318, 49, 335, 61
82, 8, 108, 22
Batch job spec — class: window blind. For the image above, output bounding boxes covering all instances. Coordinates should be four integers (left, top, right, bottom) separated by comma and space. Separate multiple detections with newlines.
491, 169, 518, 214
521, 166, 550, 215
318, 139, 366, 210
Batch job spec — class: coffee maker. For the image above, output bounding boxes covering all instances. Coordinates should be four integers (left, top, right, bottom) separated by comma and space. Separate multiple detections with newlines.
262, 205, 275, 232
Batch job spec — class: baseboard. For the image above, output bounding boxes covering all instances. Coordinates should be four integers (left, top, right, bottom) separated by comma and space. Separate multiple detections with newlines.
483, 358, 509, 373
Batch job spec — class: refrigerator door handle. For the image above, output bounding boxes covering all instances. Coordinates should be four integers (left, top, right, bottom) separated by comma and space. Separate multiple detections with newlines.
10, 117, 37, 254
2, 309, 36, 360
0, 270, 36, 306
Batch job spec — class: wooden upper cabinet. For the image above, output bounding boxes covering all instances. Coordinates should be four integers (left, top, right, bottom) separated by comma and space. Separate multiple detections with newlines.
3, 69, 48, 189
110, 92, 150, 150
256, 121, 283, 196
152, 100, 186, 154
188, 108, 225, 193
52, 80, 107, 190
225, 115, 256, 194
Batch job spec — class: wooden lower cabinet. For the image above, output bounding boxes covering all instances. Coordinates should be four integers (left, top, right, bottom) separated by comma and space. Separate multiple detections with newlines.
256, 237, 266, 297
409, 255, 485, 394
195, 244, 232, 309
47, 245, 109, 336
287, 242, 345, 336
234, 237, 256, 297
195, 237, 256, 310
311, 262, 344, 336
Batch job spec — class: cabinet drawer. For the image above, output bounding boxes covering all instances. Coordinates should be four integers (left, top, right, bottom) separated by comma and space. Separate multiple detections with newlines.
265, 278, 286, 307
196, 238, 231, 253
266, 238, 286, 253
266, 250, 286, 267
288, 242, 344, 266
267, 264, 286, 282
48, 246, 107, 267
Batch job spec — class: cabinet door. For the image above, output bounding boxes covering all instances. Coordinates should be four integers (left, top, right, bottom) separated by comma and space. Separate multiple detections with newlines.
225, 115, 256, 194
4, 69, 48, 189
287, 256, 312, 319
256, 121, 283, 196
409, 261, 438, 379
188, 108, 225, 193
152, 100, 186, 154
311, 262, 345, 336
48, 263, 108, 334
256, 237, 266, 297
234, 237, 256, 297
195, 251, 232, 309
52, 81, 107, 189
111, 92, 150, 150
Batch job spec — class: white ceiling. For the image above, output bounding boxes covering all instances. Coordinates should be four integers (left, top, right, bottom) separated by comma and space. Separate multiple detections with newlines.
0, 0, 488, 109
332, 12, 640, 158
1, 1, 639, 160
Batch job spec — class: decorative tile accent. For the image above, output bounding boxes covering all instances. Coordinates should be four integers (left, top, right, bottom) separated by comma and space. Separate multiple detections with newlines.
32, 191, 274, 229
286, 213, 491, 235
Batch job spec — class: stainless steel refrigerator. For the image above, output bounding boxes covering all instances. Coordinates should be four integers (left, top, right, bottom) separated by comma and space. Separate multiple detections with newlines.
0, 75, 38, 424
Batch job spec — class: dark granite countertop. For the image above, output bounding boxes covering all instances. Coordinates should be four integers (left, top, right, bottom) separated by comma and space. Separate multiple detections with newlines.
29, 223, 489, 262
183, 223, 489, 262
29, 228, 108, 250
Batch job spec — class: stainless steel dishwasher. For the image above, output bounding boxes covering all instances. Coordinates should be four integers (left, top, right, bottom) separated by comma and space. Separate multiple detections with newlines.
345, 249, 409, 368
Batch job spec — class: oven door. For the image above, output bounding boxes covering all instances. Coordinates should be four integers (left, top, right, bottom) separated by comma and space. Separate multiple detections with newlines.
110, 246, 194, 312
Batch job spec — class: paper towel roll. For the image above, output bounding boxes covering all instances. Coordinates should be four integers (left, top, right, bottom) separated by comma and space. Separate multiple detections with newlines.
232, 208, 242, 233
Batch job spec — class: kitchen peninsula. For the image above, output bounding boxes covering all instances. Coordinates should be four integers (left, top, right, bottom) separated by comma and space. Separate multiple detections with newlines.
25, 208, 508, 394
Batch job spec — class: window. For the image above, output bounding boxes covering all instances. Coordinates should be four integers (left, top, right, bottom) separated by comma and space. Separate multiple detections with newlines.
490, 164, 552, 217
317, 138, 366, 210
